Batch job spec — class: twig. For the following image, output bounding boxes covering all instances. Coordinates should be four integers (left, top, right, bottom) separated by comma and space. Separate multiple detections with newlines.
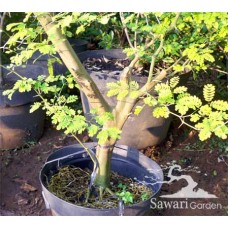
119, 12, 134, 49
0, 12, 7, 88
134, 13, 140, 49
120, 39, 156, 83
146, 13, 181, 84
166, 12, 181, 34
166, 56, 184, 72
147, 38, 164, 83
209, 67, 228, 75
169, 111, 199, 131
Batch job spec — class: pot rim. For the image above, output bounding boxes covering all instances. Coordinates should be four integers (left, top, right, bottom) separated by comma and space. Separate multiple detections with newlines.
40, 143, 163, 212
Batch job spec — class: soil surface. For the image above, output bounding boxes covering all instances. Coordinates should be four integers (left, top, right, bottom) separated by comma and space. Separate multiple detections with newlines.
0, 118, 227, 216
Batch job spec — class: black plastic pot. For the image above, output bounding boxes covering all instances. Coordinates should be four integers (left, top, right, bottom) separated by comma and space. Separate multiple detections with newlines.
78, 49, 171, 149
0, 65, 47, 150
28, 39, 88, 75
40, 143, 163, 216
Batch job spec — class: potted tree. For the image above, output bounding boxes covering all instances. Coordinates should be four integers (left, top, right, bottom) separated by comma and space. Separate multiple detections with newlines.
4, 12, 228, 215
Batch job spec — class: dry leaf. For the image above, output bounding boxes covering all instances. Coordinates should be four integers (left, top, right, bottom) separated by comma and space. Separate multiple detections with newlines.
17, 197, 29, 205
20, 183, 37, 192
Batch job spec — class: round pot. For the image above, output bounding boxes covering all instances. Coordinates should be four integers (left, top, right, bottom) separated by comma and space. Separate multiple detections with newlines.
0, 104, 45, 149
78, 49, 171, 149
40, 143, 163, 216
0, 65, 47, 150
0, 65, 48, 107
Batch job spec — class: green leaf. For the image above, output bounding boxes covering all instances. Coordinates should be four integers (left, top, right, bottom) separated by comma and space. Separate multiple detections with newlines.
173, 86, 188, 94
95, 112, 114, 125
107, 128, 121, 140
134, 106, 143, 115
2, 89, 15, 100
116, 191, 134, 204
153, 106, 170, 118
76, 25, 85, 35
198, 129, 212, 141
210, 100, 228, 111
130, 81, 139, 90
99, 16, 110, 25
199, 105, 212, 116
66, 95, 78, 103
169, 76, 180, 88
190, 114, 200, 122
107, 82, 121, 97
130, 91, 140, 99
173, 64, 184, 72
143, 96, 158, 107
117, 90, 129, 100
88, 125, 99, 137
30, 102, 41, 113
97, 130, 109, 144
203, 84, 215, 102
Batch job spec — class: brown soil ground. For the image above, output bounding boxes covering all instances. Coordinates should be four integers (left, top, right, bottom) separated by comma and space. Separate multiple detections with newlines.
0, 119, 227, 216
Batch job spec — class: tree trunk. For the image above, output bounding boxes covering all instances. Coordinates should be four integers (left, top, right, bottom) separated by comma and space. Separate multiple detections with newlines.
94, 144, 115, 188
94, 97, 138, 188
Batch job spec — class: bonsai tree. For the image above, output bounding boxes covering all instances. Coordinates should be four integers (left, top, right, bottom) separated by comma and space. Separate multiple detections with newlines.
2, 12, 228, 197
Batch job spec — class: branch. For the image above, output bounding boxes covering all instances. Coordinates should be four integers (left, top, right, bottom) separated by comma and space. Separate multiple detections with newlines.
139, 69, 167, 96
0, 12, 7, 88
147, 38, 164, 83
134, 13, 140, 48
208, 67, 228, 75
35, 13, 111, 115
166, 56, 185, 72
169, 111, 199, 131
146, 13, 181, 85
119, 12, 134, 49
166, 12, 181, 34
120, 39, 156, 83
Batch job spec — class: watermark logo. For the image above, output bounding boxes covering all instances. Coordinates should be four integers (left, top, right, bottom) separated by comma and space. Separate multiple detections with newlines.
148, 163, 223, 210
159, 164, 217, 198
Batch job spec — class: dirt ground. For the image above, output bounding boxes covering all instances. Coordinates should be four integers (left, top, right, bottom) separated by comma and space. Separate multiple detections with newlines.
0, 118, 227, 216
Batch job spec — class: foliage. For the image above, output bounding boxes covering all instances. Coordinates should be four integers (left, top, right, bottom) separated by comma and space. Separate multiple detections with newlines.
2, 12, 228, 193
121, 12, 227, 75
116, 183, 134, 204
3, 12, 228, 143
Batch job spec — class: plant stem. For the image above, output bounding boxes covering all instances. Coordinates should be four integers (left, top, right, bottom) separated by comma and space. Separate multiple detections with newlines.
94, 144, 114, 188
0, 12, 7, 88
147, 38, 164, 83
134, 13, 140, 48
120, 39, 156, 83
169, 111, 199, 131
139, 69, 167, 97
119, 12, 134, 49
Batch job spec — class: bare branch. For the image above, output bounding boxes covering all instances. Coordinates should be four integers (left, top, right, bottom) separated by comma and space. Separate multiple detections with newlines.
134, 13, 140, 48
139, 70, 167, 96
147, 38, 164, 83
120, 39, 156, 83
166, 12, 181, 34
119, 12, 134, 49
0, 12, 7, 87
169, 111, 199, 131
